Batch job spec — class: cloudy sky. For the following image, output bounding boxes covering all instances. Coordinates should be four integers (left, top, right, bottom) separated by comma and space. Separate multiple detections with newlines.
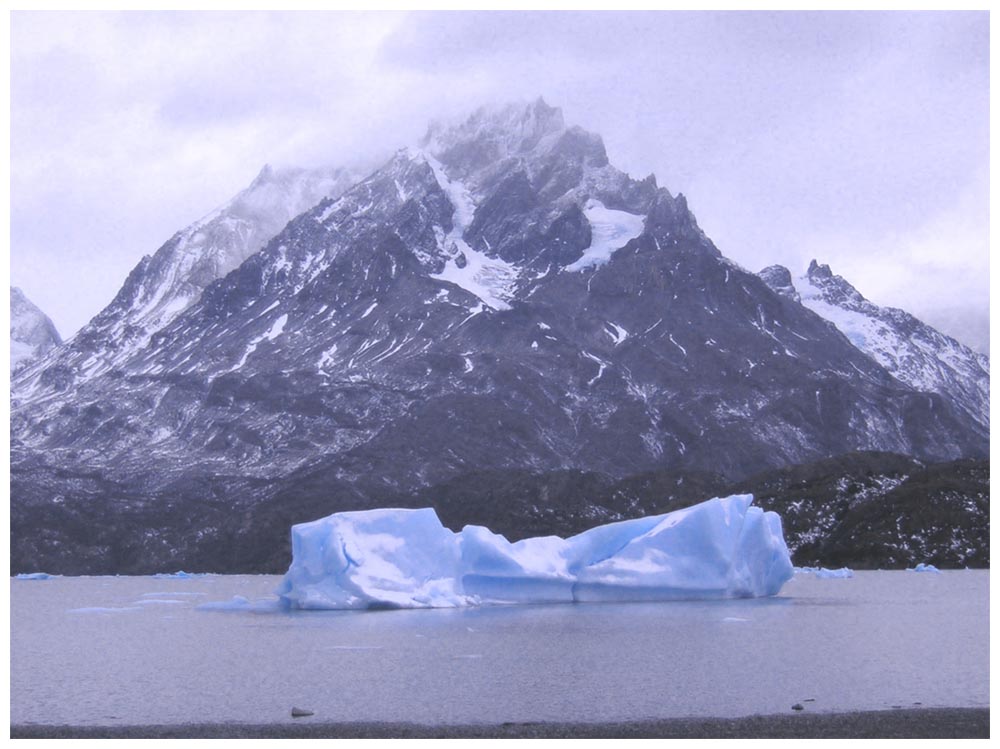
10, 10, 990, 352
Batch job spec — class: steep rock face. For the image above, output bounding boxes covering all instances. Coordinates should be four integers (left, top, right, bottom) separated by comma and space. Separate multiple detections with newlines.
11, 165, 357, 397
10, 287, 61, 373
10, 100, 989, 573
759, 261, 990, 433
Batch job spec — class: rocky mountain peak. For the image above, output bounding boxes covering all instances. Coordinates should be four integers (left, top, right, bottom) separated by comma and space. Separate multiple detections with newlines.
757, 265, 800, 302
422, 97, 566, 157
757, 261, 989, 433
803, 260, 865, 308
10, 287, 62, 373
249, 163, 275, 188
11, 164, 358, 393
806, 258, 830, 279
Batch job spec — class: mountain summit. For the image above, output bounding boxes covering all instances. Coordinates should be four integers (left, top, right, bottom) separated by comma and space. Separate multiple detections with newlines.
12, 164, 357, 395
10, 287, 61, 373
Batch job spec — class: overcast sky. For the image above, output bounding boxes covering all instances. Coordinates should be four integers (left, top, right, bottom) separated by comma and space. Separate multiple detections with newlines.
10, 10, 990, 352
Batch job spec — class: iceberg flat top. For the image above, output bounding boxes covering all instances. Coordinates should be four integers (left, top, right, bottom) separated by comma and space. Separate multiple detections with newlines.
276, 494, 794, 611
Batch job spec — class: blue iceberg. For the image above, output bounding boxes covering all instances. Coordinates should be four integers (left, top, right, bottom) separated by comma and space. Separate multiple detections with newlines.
813, 567, 854, 579
152, 571, 208, 579
276, 494, 794, 610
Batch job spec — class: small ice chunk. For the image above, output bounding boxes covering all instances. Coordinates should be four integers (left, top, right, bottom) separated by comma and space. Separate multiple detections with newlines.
68, 606, 142, 614
813, 567, 854, 579
152, 571, 207, 579
196, 596, 283, 613
908, 563, 942, 573
15, 572, 56, 580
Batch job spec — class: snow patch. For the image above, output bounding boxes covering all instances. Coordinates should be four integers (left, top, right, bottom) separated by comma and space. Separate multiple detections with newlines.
582, 351, 609, 386
605, 322, 629, 345
565, 200, 645, 271
422, 153, 519, 311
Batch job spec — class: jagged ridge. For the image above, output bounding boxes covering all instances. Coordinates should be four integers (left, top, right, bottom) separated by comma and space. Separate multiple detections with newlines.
759, 260, 989, 432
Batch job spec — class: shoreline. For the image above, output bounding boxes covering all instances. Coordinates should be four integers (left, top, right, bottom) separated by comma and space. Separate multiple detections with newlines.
10, 707, 989, 739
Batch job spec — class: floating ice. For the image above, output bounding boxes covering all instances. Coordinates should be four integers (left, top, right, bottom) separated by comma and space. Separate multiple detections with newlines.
196, 595, 284, 613
908, 563, 942, 574
812, 567, 854, 579
276, 494, 793, 610
152, 571, 207, 579
68, 606, 142, 614
14, 572, 55, 580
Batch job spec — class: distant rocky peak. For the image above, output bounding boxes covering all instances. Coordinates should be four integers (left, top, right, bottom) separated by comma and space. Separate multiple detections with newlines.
802, 259, 866, 308
642, 191, 716, 254
423, 97, 566, 153
249, 162, 276, 188
10, 286, 62, 374
420, 97, 576, 179
806, 258, 831, 279
764, 259, 989, 432
758, 265, 801, 302
548, 125, 609, 169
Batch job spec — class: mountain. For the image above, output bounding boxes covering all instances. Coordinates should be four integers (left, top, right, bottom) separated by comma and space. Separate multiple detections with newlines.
11, 164, 357, 395
759, 261, 990, 432
10, 98, 988, 573
10, 287, 62, 373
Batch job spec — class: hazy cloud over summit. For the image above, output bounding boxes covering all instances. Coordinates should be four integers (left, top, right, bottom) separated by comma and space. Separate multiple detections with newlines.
10, 10, 989, 352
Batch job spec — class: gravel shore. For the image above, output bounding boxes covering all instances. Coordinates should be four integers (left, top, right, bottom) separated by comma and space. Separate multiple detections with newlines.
10, 707, 988, 739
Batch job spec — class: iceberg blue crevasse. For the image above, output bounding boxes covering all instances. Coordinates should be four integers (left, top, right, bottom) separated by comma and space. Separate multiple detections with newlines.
276, 494, 794, 610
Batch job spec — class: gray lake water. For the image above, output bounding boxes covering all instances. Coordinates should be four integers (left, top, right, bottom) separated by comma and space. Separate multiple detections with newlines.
10, 570, 989, 727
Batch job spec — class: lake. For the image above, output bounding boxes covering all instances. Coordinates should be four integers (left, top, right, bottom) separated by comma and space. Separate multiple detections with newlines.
10, 570, 989, 727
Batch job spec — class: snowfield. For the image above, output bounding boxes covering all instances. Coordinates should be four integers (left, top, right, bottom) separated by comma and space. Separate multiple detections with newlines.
565, 200, 646, 271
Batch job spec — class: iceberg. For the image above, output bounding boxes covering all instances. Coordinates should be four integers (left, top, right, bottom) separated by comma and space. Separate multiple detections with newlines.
908, 563, 942, 574
813, 567, 854, 579
152, 571, 207, 579
276, 494, 794, 610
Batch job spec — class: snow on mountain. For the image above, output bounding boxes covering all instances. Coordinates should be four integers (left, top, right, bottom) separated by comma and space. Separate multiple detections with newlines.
126, 164, 355, 330
11, 164, 357, 394
565, 200, 646, 272
759, 260, 989, 431
10, 287, 62, 373
422, 151, 519, 310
